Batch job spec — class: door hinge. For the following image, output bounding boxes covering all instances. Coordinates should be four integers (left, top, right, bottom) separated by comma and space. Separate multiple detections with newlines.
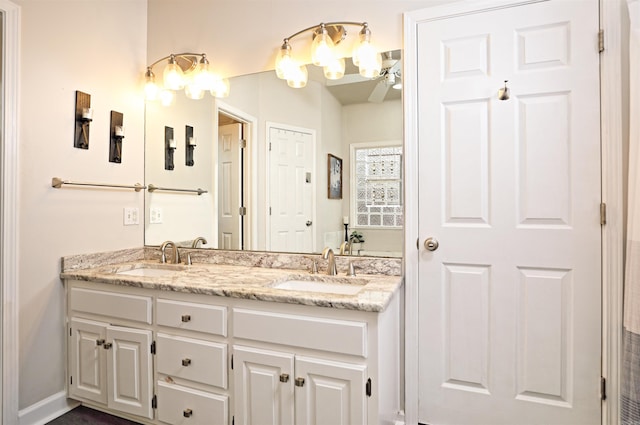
601, 376, 607, 400
269, 142, 272, 151
600, 203, 607, 225
69, 327, 72, 336
239, 139, 247, 149
239, 206, 247, 216
231, 354, 234, 370
70, 376, 72, 385
232, 416, 235, 425
152, 394, 157, 409
151, 341, 156, 355
599, 29, 605, 53
366, 378, 372, 397
269, 207, 272, 216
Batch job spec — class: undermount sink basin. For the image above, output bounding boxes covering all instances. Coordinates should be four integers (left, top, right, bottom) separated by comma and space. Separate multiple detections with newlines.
115, 264, 183, 277
273, 280, 365, 295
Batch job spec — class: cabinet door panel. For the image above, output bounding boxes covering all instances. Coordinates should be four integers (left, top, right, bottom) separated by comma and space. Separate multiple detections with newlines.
106, 326, 153, 419
69, 317, 107, 404
233, 345, 294, 425
295, 356, 367, 425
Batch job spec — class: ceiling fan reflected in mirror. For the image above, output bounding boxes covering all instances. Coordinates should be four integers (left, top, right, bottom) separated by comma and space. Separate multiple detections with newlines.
325, 51, 402, 103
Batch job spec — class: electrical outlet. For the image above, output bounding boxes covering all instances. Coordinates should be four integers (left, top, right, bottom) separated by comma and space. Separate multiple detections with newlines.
150, 207, 163, 224
123, 207, 139, 225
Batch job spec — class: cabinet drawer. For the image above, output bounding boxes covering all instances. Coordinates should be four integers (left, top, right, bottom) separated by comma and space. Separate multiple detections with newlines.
157, 299, 227, 336
157, 381, 228, 425
70, 287, 152, 324
156, 333, 227, 389
233, 308, 367, 358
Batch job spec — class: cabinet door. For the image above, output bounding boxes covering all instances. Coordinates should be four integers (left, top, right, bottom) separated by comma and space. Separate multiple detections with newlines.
106, 325, 153, 419
233, 345, 294, 425
294, 356, 367, 425
69, 317, 107, 404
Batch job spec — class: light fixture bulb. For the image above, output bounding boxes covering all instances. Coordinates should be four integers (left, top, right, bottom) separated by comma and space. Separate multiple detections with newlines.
324, 57, 345, 80
210, 77, 230, 98
193, 55, 216, 92
392, 82, 402, 90
276, 41, 297, 80
159, 89, 175, 106
352, 23, 371, 66
163, 55, 185, 90
358, 49, 382, 79
311, 25, 335, 67
144, 68, 159, 100
185, 82, 205, 100
287, 64, 308, 88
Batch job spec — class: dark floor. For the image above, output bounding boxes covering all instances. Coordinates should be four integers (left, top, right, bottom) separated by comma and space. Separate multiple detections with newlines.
46, 406, 141, 425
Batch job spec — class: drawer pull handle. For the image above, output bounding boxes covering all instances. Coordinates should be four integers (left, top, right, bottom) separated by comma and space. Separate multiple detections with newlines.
96, 339, 105, 346
181, 315, 191, 322
295, 377, 305, 387
182, 358, 191, 367
103, 342, 112, 350
183, 408, 193, 418
280, 373, 289, 383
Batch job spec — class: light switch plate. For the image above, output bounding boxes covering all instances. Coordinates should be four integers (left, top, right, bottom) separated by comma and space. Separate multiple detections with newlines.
150, 207, 163, 224
123, 207, 139, 225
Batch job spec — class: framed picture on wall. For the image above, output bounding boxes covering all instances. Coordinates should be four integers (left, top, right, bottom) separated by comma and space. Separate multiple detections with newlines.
328, 153, 342, 199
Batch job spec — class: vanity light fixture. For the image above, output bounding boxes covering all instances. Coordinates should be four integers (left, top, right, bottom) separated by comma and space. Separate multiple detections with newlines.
275, 22, 382, 88
144, 53, 230, 106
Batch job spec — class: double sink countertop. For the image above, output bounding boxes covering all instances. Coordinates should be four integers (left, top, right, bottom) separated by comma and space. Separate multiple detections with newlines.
60, 248, 403, 312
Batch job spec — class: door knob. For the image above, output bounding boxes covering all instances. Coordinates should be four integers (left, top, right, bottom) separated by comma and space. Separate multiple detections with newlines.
424, 237, 439, 251
306, 220, 313, 227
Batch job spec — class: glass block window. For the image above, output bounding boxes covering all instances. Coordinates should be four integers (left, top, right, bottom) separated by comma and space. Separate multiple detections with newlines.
351, 144, 403, 228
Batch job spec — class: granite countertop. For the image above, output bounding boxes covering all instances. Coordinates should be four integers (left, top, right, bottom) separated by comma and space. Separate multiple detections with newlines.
61, 260, 403, 312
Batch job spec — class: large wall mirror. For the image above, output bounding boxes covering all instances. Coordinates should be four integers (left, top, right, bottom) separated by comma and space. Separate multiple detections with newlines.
144, 50, 402, 257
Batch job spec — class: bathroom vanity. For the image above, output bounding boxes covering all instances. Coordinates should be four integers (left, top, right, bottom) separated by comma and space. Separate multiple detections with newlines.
61, 248, 403, 425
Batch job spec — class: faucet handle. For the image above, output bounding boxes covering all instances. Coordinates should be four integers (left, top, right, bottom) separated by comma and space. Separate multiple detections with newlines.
347, 262, 356, 277
310, 260, 318, 274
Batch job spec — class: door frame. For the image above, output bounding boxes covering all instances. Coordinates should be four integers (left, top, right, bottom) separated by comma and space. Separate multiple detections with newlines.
215, 101, 258, 251
0, 0, 19, 422
402, 1, 624, 424
265, 122, 317, 252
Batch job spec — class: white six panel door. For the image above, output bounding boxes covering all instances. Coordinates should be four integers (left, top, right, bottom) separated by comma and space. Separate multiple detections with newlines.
268, 125, 315, 253
416, 1, 601, 424
218, 123, 243, 250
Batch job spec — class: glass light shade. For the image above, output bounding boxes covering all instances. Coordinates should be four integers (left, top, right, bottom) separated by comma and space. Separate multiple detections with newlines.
323, 57, 345, 80
287, 65, 308, 88
144, 80, 160, 101
210, 78, 230, 98
159, 89, 175, 106
163, 61, 185, 90
193, 61, 216, 92
311, 28, 335, 67
185, 82, 205, 100
358, 49, 382, 79
275, 43, 296, 80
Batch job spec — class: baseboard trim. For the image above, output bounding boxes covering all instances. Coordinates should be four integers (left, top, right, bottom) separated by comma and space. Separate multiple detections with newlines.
18, 391, 78, 425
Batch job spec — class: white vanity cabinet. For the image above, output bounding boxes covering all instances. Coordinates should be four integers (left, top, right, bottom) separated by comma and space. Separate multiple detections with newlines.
68, 287, 154, 420
231, 299, 400, 425
65, 277, 401, 425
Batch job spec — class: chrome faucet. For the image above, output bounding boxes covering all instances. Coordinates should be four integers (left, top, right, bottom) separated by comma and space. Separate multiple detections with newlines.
322, 247, 338, 276
339, 241, 352, 255
160, 241, 181, 264
191, 236, 208, 248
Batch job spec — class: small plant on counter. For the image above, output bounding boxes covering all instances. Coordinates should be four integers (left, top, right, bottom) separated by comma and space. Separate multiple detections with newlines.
349, 231, 365, 244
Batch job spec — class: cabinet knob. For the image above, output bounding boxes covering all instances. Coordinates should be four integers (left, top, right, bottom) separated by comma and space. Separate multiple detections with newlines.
103, 342, 112, 350
280, 373, 289, 383
181, 315, 191, 323
183, 408, 193, 418
96, 339, 105, 346
295, 377, 305, 387
182, 358, 191, 367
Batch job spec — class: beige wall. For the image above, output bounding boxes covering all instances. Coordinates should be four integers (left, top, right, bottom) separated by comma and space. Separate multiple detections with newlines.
15, 0, 147, 412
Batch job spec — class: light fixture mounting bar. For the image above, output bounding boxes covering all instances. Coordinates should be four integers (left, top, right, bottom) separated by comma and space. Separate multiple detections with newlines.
283, 21, 368, 43
146, 52, 206, 71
